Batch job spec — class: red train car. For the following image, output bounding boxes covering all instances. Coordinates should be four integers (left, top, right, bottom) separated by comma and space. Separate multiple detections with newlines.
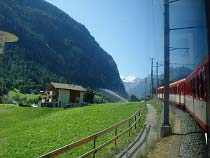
185, 56, 209, 131
157, 55, 210, 132
157, 79, 186, 106
169, 79, 186, 107
157, 86, 164, 101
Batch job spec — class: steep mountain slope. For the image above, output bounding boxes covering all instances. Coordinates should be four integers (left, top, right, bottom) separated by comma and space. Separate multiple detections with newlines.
0, 0, 127, 97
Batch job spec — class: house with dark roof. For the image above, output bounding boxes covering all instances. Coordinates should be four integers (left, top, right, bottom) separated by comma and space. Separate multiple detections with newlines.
39, 82, 87, 108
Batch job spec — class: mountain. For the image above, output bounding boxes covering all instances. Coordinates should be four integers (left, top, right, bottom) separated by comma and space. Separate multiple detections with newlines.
170, 66, 192, 82
122, 66, 192, 99
0, 0, 127, 97
121, 76, 138, 83
121, 76, 150, 99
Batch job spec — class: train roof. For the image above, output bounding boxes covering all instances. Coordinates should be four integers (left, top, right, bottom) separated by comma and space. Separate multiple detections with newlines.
186, 55, 209, 81
158, 86, 164, 89
157, 78, 186, 90
170, 78, 186, 86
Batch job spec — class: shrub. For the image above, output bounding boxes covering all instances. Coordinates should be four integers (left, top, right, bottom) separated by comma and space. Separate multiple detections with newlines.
18, 102, 30, 107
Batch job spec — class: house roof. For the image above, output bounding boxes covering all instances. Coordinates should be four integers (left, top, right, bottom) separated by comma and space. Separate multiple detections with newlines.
46, 82, 87, 92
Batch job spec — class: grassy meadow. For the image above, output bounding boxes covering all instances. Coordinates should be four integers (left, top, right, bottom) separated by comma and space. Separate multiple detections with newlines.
0, 102, 146, 158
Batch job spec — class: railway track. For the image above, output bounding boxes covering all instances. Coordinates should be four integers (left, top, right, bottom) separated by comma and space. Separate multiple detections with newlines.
171, 105, 206, 158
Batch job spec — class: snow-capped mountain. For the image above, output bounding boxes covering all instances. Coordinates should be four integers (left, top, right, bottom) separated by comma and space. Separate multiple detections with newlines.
120, 76, 137, 83
121, 76, 150, 99
121, 66, 192, 99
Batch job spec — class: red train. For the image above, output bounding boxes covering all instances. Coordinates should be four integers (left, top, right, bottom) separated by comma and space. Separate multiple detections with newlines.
157, 55, 210, 132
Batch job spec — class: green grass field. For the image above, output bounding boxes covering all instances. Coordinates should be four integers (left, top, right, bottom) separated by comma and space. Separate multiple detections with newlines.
0, 102, 146, 158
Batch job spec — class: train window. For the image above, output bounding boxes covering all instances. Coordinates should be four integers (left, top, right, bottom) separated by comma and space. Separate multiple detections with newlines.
186, 83, 188, 95
180, 86, 182, 94
181, 85, 184, 94
182, 86, 183, 93
192, 78, 196, 97
180, 85, 182, 94
190, 81, 192, 96
188, 83, 191, 95
200, 70, 206, 99
196, 76, 200, 98
190, 82, 192, 95
188, 83, 190, 95
190, 81, 192, 95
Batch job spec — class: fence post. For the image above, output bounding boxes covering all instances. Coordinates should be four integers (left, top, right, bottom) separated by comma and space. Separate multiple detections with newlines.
146, 126, 148, 154
156, 117, 159, 141
134, 115, 137, 129
115, 128, 118, 147
93, 137, 96, 158
138, 111, 141, 126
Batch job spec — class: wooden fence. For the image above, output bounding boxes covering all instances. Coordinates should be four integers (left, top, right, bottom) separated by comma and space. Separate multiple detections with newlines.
39, 109, 141, 158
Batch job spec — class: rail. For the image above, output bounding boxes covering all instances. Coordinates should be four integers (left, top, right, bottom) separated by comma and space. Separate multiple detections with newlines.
38, 109, 141, 158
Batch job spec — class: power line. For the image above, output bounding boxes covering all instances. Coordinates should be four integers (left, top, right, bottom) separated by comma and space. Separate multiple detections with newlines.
169, 0, 182, 4
152, 0, 159, 59
170, 26, 197, 31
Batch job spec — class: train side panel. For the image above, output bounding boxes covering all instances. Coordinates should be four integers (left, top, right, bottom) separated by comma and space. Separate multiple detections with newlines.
185, 55, 209, 132
185, 96, 207, 131
206, 55, 210, 134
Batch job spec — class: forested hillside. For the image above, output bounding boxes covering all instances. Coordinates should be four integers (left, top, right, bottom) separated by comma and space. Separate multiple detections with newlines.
0, 0, 127, 97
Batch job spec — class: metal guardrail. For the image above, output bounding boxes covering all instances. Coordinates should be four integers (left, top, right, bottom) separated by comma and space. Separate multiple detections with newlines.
38, 110, 141, 158
117, 125, 151, 158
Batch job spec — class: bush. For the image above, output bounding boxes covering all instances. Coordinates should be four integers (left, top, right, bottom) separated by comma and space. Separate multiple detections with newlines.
18, 102, 30, 107
129, 95, 140, 102
83, 89, 94, 103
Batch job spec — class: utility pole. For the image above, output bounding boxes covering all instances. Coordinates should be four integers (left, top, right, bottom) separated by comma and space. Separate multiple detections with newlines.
150, 58, 155, 99
161, 0, 172, 137
156, 61, 159, 100
154, 62, 163, 102
144, 78, 147, 106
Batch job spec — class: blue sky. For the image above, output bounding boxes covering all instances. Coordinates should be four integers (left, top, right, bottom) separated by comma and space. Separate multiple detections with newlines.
45, 0, 164, 78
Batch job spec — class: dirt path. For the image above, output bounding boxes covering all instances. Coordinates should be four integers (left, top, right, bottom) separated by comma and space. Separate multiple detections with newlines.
133, 103, 158, 156
116, 103, 158, 158
148, 105, 182, 158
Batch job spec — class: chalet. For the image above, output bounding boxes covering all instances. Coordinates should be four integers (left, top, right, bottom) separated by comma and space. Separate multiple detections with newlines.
40, 82, 87, 108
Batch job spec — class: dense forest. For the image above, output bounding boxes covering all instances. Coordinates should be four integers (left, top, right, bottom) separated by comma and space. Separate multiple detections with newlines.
0, 0, 127, 97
